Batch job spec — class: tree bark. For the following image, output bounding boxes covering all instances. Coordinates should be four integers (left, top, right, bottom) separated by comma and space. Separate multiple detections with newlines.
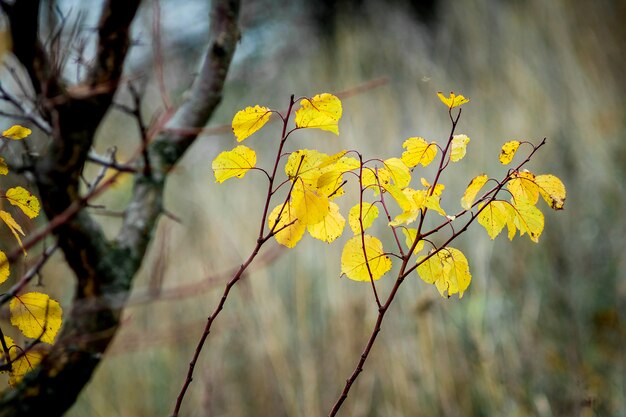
0, 0, 240, 415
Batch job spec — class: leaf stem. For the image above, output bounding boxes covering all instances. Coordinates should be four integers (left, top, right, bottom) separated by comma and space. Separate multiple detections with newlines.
356, 156, 382, 309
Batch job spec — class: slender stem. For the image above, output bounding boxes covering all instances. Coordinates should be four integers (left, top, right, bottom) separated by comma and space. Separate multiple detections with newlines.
258, 95, 296, 238
357, 157, 382, 309
171, 239, 264, 416
172, 95, 296, 416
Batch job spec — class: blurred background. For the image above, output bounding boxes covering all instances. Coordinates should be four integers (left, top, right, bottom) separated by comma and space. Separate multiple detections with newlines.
0, 0, 624, 416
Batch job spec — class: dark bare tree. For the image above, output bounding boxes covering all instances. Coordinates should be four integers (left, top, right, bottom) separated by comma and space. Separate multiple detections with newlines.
0, 0, 240, 415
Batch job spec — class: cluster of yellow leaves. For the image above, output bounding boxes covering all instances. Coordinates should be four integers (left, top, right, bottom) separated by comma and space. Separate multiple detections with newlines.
458, 140, 566, 243
0, 126, 62, 386
1, 126, 41, 277
475, 170, 566, 243
212, 91, 566, 299
269, 149, 359, 248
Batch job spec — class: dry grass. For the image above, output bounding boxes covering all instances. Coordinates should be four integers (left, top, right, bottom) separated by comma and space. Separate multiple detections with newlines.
4, 0, 623, 416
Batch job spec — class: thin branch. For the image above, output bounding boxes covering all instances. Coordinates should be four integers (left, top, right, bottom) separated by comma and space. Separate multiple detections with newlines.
0, 244, 59, 308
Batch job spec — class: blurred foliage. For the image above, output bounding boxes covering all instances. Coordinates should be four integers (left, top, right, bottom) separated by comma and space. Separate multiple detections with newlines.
1, 0, 622, 415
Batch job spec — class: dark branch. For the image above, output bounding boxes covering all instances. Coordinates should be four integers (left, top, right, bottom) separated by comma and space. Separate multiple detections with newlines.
87, 0, 141, 89
2, 0, 58, 97
0, 0, 240, 415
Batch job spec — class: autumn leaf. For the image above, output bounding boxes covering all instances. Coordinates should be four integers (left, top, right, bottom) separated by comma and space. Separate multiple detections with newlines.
2, 125, 31, 140
0, 210, 26, 255
295, 93, 342, 135
401, 137, 437, 168
461, 174, 488, 210
385, 184, 415, 211
511, 198, 544, 242
0, 335, 45, 387
348, 202, 379, 234
389, 188, 427, 227
361, 168, 385, 195
341, 235, 392, 282
450, 134, 470, 162
499, 140, 520, 165
424, 195, 446, 217
478, 201, 512, 240
9, 348, 44, 387
507, 171, 540, 204
285, 149, 327, 185
316, 150, 348, 169
402, 228, 424, 254
232, 105, 271, 142
212, 145, 257, 183
268, 201, 305, 248
316, 154, 359, 199
307, 202, 345, 243
291, 180, 329, 226
420, 177, 445, 196
534, 174, 566, 210
0, 250, 9, 285
10, 292, 63, 344
0, 157, 8, 175
417, 247, 471, 298
437, 92, 470, 108
5, 186, 40, 219
381, 158, 411, 189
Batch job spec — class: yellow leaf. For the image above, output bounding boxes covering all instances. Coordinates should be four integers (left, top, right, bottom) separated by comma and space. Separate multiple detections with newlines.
231, 105, 271, 142
420, 178, 445, 196
268, 201, 305, 248
382, 158, 411, 189
401, 137, 437, 168
211, 145, 256, 183
9, 348, 44, 387
499, 140, 520, 165
0, 250, 9, 285
0, 210, 26, 255
534, 174, 566, 210
0, 335, 46, 387
417, 247, 471, 298
450, 134, 470, 162
389, 188, 427, 227
2, 125, 31, 140
507, 171, 539, 205
316, 155, 359, 199
291, 180, 329, 226
401, 228, 424, 254
361, 167, 386, 195
424, 195, 446, 217
477, 201, 511, 240
0, 157, 8, 175
316, 150, 348, 169
511, 198, 544, 243
285, 149, 327, 186
10, 292, 63, 344
461, 174, 488, 210
295, 93, 342, 135
341, 235, 392, 282
437, 92, 470, 109
307, 202, 345, 243
348, 202, 379, 234
5, 186, 40, 219
384, 183, 413, 211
